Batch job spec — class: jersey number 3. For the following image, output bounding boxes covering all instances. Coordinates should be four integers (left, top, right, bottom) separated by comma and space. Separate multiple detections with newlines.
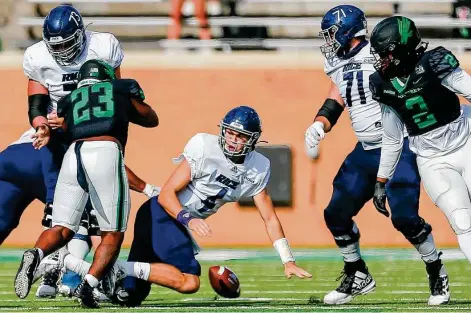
72, 82, 115, 125
405, 95, 437, 129
343, 70, 367, 107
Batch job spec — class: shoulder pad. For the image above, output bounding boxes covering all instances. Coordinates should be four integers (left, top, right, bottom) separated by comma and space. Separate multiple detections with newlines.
114, 79, 145, 100
427, 46, 459, 81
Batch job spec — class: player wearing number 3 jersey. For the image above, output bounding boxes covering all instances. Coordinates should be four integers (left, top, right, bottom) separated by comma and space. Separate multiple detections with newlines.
14, 59, 158, 308
304, 6, 448, 305
371, 17, 471, 279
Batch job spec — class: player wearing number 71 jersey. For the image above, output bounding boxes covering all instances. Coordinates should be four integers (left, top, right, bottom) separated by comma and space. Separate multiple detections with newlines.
304, 5, 449, 305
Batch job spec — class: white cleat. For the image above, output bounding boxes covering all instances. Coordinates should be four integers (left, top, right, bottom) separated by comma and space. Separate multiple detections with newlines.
35, 248, 68, 298
324, 270, 376, 305
426, 258, 450, 306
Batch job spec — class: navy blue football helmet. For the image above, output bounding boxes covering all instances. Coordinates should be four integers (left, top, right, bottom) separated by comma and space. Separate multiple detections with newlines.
219, 106, 262, 159
43, 5, 86, 65
320, 5, 367, 59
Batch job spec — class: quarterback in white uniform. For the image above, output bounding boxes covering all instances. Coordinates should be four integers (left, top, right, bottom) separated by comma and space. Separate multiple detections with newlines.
47, 106, 312, 307
304, 5, 448, 305
2, 4, 157, 299
370, 16, 471, 283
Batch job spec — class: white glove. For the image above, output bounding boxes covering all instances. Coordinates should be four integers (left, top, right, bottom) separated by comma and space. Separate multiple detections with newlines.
143, 184, 161, 198
305, 121, 325, 148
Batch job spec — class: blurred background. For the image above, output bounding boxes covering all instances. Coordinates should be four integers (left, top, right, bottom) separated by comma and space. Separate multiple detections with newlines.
0, 0, 470, 248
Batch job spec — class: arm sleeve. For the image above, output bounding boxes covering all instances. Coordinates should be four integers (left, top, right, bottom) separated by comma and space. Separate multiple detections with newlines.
23, 48, 44, 85
377, 105, 405, 180
181, 134, 205, 180
441, 67, 471, 102
106, 34, 124, 69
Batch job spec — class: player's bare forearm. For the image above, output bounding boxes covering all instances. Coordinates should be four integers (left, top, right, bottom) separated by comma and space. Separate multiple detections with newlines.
254, 190, 286, 242
159, 160, 192, 219
377, 177, 388, 183
314, 116, 332, 132
125, 165, 146, 192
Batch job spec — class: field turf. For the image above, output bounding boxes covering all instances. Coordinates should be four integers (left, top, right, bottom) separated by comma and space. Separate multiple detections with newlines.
0, 248, 470, 312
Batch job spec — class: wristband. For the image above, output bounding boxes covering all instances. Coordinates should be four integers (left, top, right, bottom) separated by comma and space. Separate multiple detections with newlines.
273, 238, 295, 264
176, 210, 194, 226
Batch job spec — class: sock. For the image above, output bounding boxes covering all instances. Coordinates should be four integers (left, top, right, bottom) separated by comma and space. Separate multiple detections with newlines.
67, 226, 91, 259
36, 248, 44, 262
457, 232, 471, 262
64, 254, 91, 278
339, 241, 361, 263
84, 274, 99, 288
118, 261, 151, 281
413, 233, 439, 263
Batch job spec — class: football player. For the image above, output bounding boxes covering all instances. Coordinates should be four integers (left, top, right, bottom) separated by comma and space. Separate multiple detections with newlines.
46, 105, 312, 307
0, 4, 159, 299
304, 6, 449, 305
14, 59, 159, 308
370, 16, 471, 291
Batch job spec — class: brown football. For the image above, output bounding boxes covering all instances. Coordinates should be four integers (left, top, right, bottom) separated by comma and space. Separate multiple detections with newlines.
208, 265, 241, 298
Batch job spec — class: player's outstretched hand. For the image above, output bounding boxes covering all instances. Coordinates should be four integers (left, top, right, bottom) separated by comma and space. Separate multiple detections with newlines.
47, 111, 65, 129
31, 124, 51, 150
305, 121, 325, 148
283, 261, 312, 279
373, 181, 389, 217
188, 218, 212, 237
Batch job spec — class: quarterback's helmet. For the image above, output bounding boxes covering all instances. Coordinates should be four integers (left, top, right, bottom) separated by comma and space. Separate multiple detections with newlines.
219, 106, 262, 159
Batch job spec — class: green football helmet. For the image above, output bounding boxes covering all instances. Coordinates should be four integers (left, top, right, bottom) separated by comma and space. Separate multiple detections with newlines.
370, 16, 427, 79
77, 59, 116, 88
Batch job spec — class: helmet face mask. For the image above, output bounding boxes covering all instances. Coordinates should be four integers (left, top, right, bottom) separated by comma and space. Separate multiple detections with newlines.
319, 25, 341, 60
43, 5, 86, 66
44, 29, 84, 66
218, 106, 262, 161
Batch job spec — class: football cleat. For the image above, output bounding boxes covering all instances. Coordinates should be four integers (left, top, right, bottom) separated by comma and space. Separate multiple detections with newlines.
15, 248, 41, 299
101, 262, 126, 299
324, 265, 376, 305
75, 279, 99, 308
426, 258, 450, 305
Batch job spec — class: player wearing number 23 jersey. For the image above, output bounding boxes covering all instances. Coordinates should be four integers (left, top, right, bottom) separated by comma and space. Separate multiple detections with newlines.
13, 59, 158, 308
370, 17, 471, 285
304, 6, 448, 306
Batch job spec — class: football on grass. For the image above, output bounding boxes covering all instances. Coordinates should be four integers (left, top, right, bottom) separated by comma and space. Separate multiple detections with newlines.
208, 265, 241, 298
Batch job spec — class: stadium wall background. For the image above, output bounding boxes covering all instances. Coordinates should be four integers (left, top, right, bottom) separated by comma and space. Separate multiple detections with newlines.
0, 52, 462, 248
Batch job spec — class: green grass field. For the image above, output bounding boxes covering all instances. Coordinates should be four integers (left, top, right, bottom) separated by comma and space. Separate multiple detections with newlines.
0, 248, 470, 312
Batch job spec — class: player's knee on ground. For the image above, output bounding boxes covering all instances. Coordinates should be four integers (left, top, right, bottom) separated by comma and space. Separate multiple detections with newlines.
391, 216, 432, 244
449, 208, 471, 235
176, 274, 200, 294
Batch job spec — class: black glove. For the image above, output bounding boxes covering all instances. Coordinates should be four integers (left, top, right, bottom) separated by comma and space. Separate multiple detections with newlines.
373, 181, 389, 217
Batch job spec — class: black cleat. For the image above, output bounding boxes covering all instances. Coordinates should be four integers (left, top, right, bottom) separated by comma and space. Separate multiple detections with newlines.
75, 279, 99, 308
14, 248, 41, 299
426, 257, 450, 305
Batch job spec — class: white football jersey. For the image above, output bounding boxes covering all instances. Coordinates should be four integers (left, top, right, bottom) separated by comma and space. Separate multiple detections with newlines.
175, 133, 271, 219
324, 42, 383, 150
12, 31, 123, 145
